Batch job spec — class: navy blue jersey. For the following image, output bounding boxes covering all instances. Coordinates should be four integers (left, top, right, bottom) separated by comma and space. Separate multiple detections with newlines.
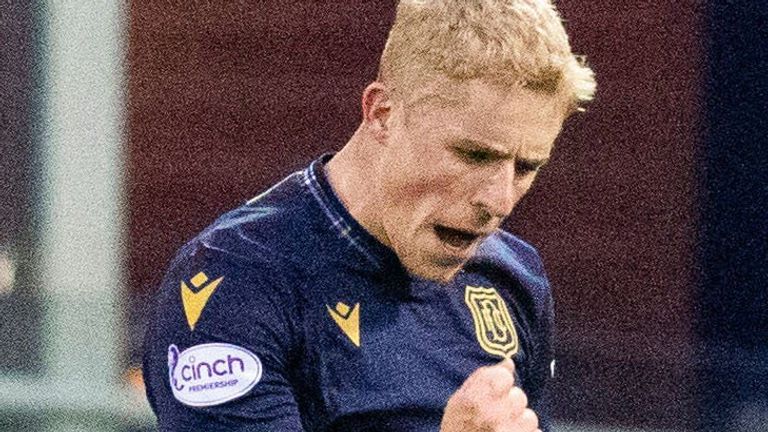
143, 154, 555, 431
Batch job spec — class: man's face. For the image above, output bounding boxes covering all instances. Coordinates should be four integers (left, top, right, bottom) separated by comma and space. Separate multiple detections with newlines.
376, 79, 565, 282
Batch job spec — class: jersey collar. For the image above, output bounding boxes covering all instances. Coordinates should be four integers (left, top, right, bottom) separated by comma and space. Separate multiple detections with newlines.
303, 153, 405, 276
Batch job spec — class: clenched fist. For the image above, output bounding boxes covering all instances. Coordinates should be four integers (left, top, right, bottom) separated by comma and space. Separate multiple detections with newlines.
440, 359, 540, 432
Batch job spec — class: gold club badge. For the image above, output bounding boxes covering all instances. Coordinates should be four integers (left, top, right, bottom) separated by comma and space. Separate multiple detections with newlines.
464, 286, 519, 359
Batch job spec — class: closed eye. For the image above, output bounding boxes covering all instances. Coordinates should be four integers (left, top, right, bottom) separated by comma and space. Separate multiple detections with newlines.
460, 149, 494, 164
452, 143, 505, 165
515, 159, 547, 176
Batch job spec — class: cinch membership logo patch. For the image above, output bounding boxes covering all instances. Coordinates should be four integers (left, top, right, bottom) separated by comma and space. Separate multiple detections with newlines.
464, 285, 519, 359
168, 343, 262, 407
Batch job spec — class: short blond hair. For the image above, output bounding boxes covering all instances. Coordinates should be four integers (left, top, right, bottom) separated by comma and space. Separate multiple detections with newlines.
379, 0, 596, 114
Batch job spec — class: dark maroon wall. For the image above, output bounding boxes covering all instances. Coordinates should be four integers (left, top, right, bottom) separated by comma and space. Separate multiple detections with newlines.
128, 2, 703, 428
127, 2, 396, 296
510, 2, 703, 428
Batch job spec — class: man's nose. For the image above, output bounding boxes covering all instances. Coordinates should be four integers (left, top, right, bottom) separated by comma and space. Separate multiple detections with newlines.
469, 163, 519, 220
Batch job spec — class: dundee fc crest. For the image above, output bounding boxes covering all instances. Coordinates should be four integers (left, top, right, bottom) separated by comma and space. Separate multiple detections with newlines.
464, 286, 519, 359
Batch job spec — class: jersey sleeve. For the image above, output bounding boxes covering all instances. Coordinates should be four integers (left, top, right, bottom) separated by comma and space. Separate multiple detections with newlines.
527, 285, 555, 432
143, 241, 305, 431
524, 247, 555, 432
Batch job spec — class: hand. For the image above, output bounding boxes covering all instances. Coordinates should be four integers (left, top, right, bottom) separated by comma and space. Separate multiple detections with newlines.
440, 359, 540, 432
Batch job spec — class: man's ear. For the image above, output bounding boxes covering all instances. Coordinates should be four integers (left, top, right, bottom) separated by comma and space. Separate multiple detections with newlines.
361, 82, 392, 143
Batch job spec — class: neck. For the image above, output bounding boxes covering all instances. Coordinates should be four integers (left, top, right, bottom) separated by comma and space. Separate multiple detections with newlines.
325, 128, 390, 247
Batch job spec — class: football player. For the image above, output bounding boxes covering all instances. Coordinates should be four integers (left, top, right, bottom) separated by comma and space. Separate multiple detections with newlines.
143, 1, 595, 431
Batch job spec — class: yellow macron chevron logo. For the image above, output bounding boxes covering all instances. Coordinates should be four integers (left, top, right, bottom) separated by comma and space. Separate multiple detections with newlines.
181, 272, 224, 331
327, 302, 360, 347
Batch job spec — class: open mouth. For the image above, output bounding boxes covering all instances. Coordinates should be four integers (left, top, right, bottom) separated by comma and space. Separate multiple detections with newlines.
434, 225, 480, 250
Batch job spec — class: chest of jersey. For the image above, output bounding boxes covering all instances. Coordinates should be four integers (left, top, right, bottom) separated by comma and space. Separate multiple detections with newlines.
297, 271, 531, 431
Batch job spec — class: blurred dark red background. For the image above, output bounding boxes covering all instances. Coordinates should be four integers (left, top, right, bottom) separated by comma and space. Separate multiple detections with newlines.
126, 1, 721, 430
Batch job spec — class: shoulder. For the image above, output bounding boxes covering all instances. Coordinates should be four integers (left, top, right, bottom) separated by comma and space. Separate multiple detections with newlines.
470, 230, 550, 304
193, 171, 314, 266
481, 230, 545, 271
188, 168, 338, 277
148, 171, 316, 343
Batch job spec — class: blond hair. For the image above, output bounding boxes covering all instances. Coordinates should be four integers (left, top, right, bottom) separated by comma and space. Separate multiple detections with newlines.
379, 0, 596, 114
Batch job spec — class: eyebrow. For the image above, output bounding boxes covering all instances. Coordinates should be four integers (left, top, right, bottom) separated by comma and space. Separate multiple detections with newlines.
454, 139, 550, 168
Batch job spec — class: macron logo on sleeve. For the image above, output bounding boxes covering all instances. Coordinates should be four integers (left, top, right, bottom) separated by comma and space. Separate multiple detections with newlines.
181, 272, 224, 331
